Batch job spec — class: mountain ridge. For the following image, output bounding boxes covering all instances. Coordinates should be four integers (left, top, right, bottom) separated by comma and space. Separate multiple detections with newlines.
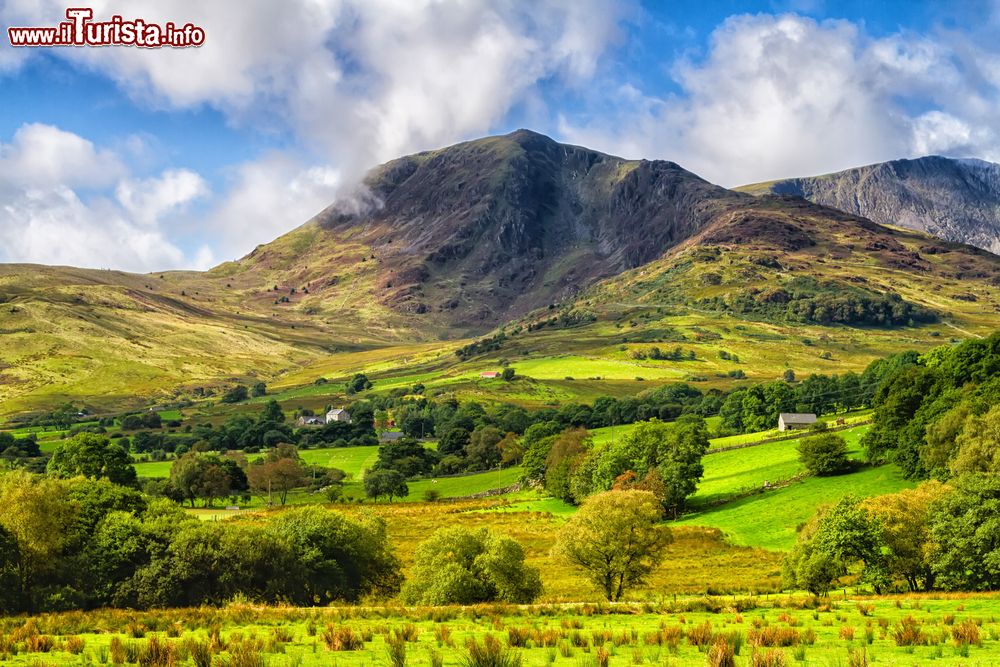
738, 155, 1000, 255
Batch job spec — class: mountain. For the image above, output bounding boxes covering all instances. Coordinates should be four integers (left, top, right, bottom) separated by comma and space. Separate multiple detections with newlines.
738, 156, 1000, 255
223, 129, 749, 330
2, 132, 1000, 415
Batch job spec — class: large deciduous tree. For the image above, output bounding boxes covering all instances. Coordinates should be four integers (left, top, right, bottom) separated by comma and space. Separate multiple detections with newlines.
555, 490, 671, 601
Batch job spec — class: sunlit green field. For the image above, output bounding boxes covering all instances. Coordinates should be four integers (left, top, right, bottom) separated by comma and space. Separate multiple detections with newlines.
690, 424, 870, 507
677, 463, 914, 551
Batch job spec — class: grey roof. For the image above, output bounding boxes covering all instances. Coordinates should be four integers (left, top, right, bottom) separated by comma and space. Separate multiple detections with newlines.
380, 431, 405, 441
327, 408, 348, 415
779, 413, 817, 423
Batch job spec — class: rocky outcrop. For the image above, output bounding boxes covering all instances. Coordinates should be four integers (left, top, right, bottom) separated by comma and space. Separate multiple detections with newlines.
747, 156, 1000, 255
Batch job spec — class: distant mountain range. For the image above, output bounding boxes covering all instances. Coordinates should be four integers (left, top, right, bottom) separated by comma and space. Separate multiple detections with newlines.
739, 156, 1000, 255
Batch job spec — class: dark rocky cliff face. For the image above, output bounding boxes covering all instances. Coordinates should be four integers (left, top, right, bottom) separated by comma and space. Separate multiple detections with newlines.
751, 156, 1000, 255
311, 129, 748, 328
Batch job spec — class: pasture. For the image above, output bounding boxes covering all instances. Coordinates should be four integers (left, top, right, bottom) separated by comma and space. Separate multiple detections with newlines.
2, 595, 999, 666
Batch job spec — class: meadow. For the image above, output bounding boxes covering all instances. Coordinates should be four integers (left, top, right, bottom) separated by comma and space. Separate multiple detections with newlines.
3, 595, 999, 666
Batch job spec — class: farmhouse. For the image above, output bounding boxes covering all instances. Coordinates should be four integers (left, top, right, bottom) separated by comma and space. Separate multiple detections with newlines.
326, 408, 351, 424
296, 415, 324, 427
480, 371, 500, 379
778, 412, 817, 431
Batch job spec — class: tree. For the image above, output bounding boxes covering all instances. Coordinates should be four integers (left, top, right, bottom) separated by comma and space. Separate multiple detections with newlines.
497, 432, 524, 466
221, 385, 249, 403
47, 433, 137, 487
0, 471, 79, 611
785, 496, 889, 594
797, 433, 851, 476
251, 382, 267, 397
248, 458, 308, 505
268, 506, 402, 603
929, 474, 1000, 591
783, 511, 843, 596
861, 482, 950, 591
438, 427, 471, 455
783, 369, 796, 383
260, 399, 285, 424
372, 438, 435, 478
948, 405, 1000, 476
501, 368, 516, 381
591, 417, 708, 515
466, 426, 503, 471
657, 416, 710, 516
346, 373, 373, 394
364, 469, 408, 502
168, 453, 247, 507
401, 527, 541, 605
544, 428, 592, 503
555, 490, 672, 601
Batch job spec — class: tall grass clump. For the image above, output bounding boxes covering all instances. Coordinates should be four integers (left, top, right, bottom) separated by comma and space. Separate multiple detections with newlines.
891, 616, 926, 647
706, 638, 735, 667
321, 625, 363, 651
387, 631, 407, 667
462, 635, 522, 667
951, 620, 981, 647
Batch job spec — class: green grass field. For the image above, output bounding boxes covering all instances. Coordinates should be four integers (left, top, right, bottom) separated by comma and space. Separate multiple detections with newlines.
4, 595, 1000, 666
690, 424, 871, 507
677, 462, 914, 551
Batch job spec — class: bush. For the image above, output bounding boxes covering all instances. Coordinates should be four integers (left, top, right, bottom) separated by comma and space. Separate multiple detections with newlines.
401, 527, 542, 605
797, 433, 851, 476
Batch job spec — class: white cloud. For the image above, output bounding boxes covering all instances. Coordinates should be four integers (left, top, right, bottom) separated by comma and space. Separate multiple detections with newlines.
0, 124, 203, 272
0, 0, 632, 183
0, 123, 125, 189
116, 169, 209, 227
0, 186, 187, 271
207, 154, 342, 255
560, 13, 1000, 185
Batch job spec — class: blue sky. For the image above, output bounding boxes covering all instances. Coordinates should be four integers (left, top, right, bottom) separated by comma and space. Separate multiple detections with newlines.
1, 1, 998, 271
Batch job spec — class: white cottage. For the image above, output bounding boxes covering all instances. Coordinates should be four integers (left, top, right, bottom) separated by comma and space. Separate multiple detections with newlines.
326, 408, 352, 424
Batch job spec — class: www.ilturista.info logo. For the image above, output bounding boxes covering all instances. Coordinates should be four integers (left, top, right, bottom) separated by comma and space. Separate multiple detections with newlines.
7, 8, 205, 48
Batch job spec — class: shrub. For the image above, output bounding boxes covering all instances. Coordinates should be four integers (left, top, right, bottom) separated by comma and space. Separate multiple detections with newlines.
687, 621, 714, 648
401, 527, 541, 605
25, 635, 54, 653
847, 648, 869, 667
64, 635, 86, 654
137, 635, 174, 667
184, 639, 212, 667
797, 433, 851, 476
748, 627, 799, 648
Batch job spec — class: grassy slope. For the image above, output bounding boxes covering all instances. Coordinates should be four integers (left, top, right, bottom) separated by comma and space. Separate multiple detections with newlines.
677, 464, 914, 551
4, 193, 999, 420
